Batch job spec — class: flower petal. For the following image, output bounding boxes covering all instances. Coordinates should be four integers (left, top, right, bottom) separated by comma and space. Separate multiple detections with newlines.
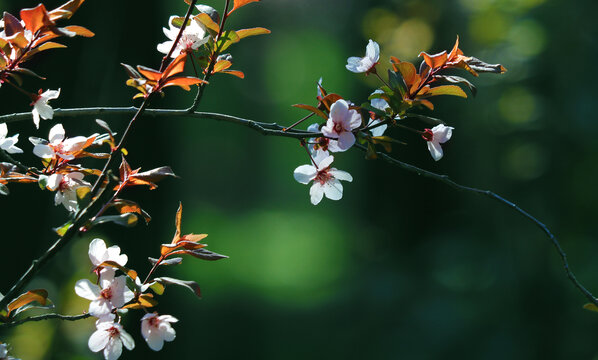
427, 141, 444, 161
104, 337, 123, 360
293, 165, 316, 184
323, 178, 343, 201
88, 329, 110, 352
74, 279, 101, 300
329, 169, 353, 182
33, 144, 55, 159
336, 131, 355, 151
309, 183, 324, 205
48, 124, 65, 143
89, 238, 107, 266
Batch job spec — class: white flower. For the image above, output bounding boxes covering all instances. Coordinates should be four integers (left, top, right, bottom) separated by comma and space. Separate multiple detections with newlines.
74, 275, 134, 318
88, 239, 128, 281
46, 172, 90, 212
423, 124, 454, 161
294, 151, 353, 205
31, 123, 91, 161
0, 123, 22, 154
88, 320, 135, 360
321, 99, 362, 152
140, 313, 178, 351
31, 89, 60, 128
367, 90, 390, 137
346, 39, 380, 73
157, 17, 209, 58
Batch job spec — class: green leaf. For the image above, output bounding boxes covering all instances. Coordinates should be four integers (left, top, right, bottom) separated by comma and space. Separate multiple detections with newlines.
53, 221, 73, 236
360, 102, 387, 118
149, 282, 165, 296
13, 298, 54, 317
217, 30, 240, 52
387, 70, 407, 98
403, 113, 446, 126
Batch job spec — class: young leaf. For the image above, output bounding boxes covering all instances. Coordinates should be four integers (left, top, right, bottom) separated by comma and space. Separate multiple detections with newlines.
292, 104, 328, 120
434, 75, 477, 96
172, 248, 229, 261
98, 261, 138, 280
236, 27, 271, 40
228, 0, 261, 15
148, 257, 183, 266
92, 213, 138, 228
420, 85, 467, 98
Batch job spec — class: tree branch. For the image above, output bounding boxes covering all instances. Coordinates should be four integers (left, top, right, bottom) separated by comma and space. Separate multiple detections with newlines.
0, 313, 91, 329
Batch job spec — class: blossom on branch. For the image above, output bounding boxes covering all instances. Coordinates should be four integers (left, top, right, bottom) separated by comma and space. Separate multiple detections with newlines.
294, 151, 353, 205
321, 99, 362, 152
74, 275, 134, 318
422, 124, 453, 161
88, 238, 129, 281
346, 39, 379, 74
31, 89, 60, 128
0, 343, 20, 360
31, 123, 95, 161
0, 123, 23, 154
88, 320, 135, 360
140, 313, 178, 351
46, 171, 90, 212
157, 16, 209, 58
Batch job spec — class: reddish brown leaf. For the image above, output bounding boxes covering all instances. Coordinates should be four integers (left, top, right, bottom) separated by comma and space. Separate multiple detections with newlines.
221, 70, 245, 79
62, 25, 94, 37
228, 0, 261, 15
194, 13, 220, 33
292, 104, 328, 120
236, 27, 271, 40
20, 4, 54, 34
7, 289, 48, 316
98, 261, 138, 280
49, 0, 86, 21
419, 51, 448, 70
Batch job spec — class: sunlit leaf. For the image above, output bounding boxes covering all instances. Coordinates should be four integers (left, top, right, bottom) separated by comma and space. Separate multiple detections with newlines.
194, 13, 220, 33
62, 25, 94, 37
434, 75, 477, 96
221, 69, 245, 79
171, 248, 229, 261
20, 4, 54, 34
7, 289, 48, 317
92, 213, 138, 228
236, 27, 271, 40
148, 257, 183, 267
217, 30, 240, 52
419, 85, 467, 98
228, 0, 261, 15
419, 51, 448, 69
53, 220, 73, 236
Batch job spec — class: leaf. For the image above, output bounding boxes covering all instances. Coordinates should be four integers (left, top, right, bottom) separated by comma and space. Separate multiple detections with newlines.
388, 70, 408, 98
92, 213, 138, 228
292, 104, 328, 120
419, 51, 448, 69
221, 69, 245, 79
76, 186, 91, 208
213, 60, 232, 73
466, 57, 507, 74
13, 298, 55, 317
53, 220, 73, 236
420, 85, 467, 98
236, 27, 271, 40
49, 0, 86, 21
131, 166, 178, 187
160, 240, 207, 256
7, 289, 49, 317
217, 30, 240, 52
584, 303, 598, 313
361, 102, 387, 118
148, 257, 183, 266
172, 202, 182, 244
0, 183, 8, 196
122, 294, 157, 310
149, 282, 165, 295
194, 13, 220, 33
62, 25, 94, 37
154, 277, 201, 298
403, 113, 445, 126
228, 0, 261, 15
172, 248, 229, 261
434, 75, 477, 96
113, 200, 151, 224
98, 261, 138, 280
20, 4, 54, 34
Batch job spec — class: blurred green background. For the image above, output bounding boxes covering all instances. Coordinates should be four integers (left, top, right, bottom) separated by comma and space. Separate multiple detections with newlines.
2, 0, 598, 359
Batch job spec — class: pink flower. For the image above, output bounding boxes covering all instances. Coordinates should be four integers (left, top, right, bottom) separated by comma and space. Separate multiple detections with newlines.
422, 124, 454, 161
321, 99, 362, 152
88, 321, 135, 360
294, 151, 353, 205
346, 40, 380, 74
31, 89, 60, 128
74, 276, 134, 318
140, 313, 178, 351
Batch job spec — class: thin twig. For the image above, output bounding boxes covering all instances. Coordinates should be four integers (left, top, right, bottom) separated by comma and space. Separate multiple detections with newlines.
353, 143, 598, 306
0, 313, 91, 329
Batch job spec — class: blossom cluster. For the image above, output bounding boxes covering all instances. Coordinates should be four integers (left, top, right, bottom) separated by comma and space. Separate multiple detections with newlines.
294, 40, 460, 205
75, 239, 179, 360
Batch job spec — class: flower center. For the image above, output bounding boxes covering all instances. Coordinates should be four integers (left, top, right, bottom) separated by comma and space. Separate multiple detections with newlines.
422, 129, 434, 142
108, 326, 120, 337
100, 287, 113, 300
314, 137, 329, 151
314, 168, 332, 185
333, 122, 344, 134
148, 316, 159, 327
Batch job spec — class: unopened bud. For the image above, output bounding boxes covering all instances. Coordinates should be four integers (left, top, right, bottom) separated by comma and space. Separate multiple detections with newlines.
196, 5, 220, 24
